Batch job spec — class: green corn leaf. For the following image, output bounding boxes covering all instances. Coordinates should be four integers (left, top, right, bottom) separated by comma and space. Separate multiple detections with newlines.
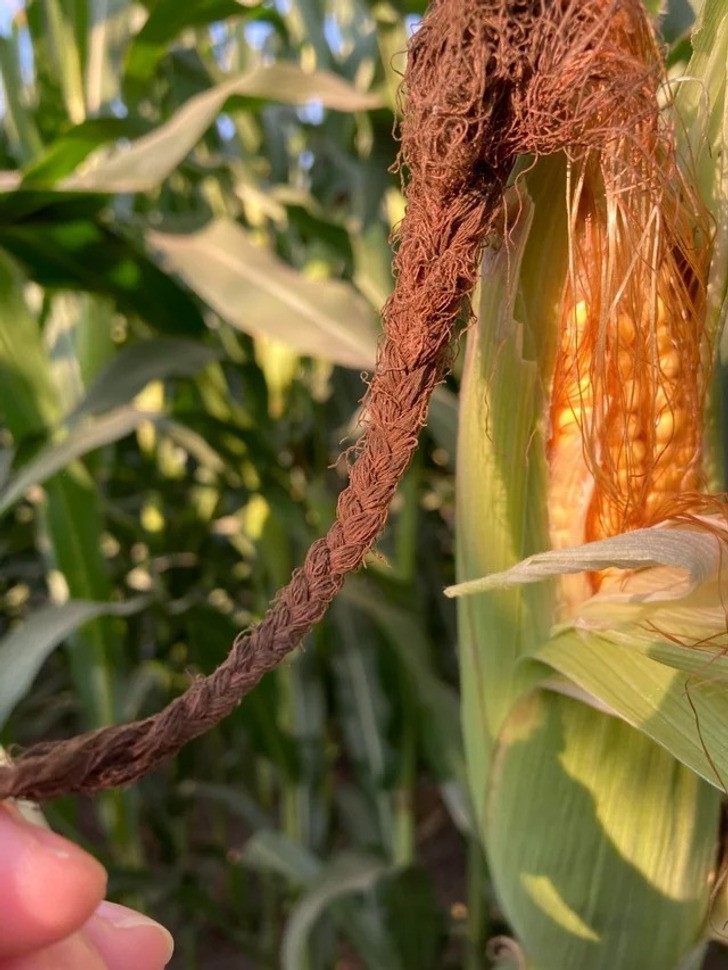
44, 0, 86, 125
123, 0, 282, 97
240, 832, 402, 968
241, 829, 323, 885
342, 577, 465, 788
0, 249, 144, 854
282, 852, 393, 970
22, 118, 150, 188
0, 407, 156, 516
149, 219, 379, 369
67, 63, 384, 194
0, 255, 59, 435
331, 602, 395, 852
0, 35, 43, 164
0, 597, 148, 731
66, 338, 221, 423
0, 193, 207, 336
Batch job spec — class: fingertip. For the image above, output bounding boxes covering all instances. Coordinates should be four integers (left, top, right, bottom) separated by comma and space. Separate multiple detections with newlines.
0, 804, 107, 958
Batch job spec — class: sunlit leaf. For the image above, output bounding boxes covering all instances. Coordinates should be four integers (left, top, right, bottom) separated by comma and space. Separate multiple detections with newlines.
487, 690, 718, 970
536, 631, 728, 789
150, 219, 379, 369
67, 64, 385, 193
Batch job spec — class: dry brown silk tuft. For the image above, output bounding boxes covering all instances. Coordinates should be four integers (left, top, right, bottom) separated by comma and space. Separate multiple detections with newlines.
0, 0, 664, 800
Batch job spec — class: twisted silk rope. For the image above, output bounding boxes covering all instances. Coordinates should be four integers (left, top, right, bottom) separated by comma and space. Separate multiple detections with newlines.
0, 0, 661, 799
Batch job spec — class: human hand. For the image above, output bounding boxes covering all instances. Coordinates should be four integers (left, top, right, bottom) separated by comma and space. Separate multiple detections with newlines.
0, 803, 174, 970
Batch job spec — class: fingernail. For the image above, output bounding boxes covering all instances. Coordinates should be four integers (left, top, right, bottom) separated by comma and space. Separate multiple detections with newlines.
94, 901, 175, 963
10, 797, 51, 830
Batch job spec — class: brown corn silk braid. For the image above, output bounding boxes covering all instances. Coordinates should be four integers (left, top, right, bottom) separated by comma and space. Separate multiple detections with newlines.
0, 0, 665, 800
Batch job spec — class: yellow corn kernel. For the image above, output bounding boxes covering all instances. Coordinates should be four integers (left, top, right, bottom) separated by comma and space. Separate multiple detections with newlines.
659, 349, 680, 379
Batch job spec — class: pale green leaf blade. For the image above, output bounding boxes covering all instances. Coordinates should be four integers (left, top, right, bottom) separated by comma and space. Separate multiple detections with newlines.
67, 338, 221, 423
282, 853, 391, 970
150, 220, 379, 369
0, 407, 154, 515
67, 64, 384, 193
0, 598, 148, 730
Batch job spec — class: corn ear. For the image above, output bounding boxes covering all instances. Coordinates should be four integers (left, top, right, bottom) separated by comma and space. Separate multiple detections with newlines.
454, 3, 728, 964
457, 200, 722, 966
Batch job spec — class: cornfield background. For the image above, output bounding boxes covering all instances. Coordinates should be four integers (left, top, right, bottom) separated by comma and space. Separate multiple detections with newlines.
0, 1, 725, 969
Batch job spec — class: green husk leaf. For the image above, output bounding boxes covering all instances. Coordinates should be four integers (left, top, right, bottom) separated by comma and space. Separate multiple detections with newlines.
536, 631, 728, 789
456, 177, 564, 829
674, 0, 728, 350
487, 690, 719, 970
